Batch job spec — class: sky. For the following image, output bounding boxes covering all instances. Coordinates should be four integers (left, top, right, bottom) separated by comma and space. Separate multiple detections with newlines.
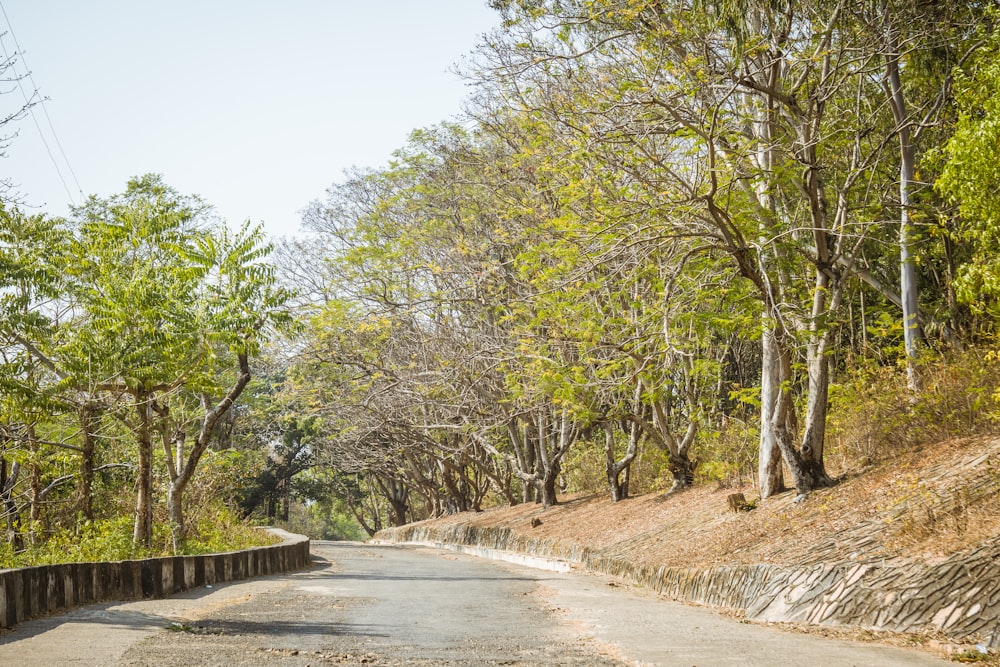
0, 1, 500, 238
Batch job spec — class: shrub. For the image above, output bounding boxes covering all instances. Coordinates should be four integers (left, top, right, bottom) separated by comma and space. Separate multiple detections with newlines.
693, 418, 758, 487
827, 348, 1000, 469
0, 509, 277, 569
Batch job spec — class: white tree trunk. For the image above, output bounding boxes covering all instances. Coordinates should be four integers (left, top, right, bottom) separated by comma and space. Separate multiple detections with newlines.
758, 327, 785, 498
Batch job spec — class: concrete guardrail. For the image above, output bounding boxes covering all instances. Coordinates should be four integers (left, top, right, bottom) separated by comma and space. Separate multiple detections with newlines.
0, 528, 310, 629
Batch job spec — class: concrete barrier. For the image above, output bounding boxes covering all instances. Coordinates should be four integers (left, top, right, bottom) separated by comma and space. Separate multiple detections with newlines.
0, 528, 310, 629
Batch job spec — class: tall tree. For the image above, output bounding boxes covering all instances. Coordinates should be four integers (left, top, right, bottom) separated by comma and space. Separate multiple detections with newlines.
64, 176, 291, 548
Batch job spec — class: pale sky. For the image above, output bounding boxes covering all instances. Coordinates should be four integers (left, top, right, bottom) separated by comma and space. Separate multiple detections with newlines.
0, 1, 499, 237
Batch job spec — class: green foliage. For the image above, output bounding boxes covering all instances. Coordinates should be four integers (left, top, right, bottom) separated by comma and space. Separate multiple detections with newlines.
951, 647, 997, 664
936, 15, 1000, 319
64, 175, 212, 387
0, 509, 275, 568
0, 208, 70, 333
693, 420, 758, 487
234, 416, 315, 520
624, 446, 672, 496
183, 507, 282, 555
562, 439, 607, 494
63, 175, 293, 392
0, 173, 296, 558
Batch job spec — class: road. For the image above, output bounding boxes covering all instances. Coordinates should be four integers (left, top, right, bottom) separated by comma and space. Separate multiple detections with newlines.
0, 541, 952, 666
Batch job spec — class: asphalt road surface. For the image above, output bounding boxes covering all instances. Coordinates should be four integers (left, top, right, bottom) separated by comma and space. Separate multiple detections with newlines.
0, 541, 953, 666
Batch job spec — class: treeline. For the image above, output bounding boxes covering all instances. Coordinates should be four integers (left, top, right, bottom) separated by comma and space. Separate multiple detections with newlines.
5, 0, 1000, 551
273, 0, 1000, 532
0, 175, 292, 556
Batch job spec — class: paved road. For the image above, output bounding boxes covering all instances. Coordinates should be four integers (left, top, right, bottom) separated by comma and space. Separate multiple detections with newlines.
0, 541, 952, 666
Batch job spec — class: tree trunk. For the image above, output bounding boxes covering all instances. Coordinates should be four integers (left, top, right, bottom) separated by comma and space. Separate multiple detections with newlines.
539, 460, 560, 509
668, 450, 696, 492
801, 335, 835, 488
506, 419, 537, 504
27, 424, 42, 546
133, 390, 154, 548
649, 391, 698, 494
387, 495, 407, 526
748, 35, 787, 501
167, 479, 187, 553
603, 421, 637, 502
758, 327, 785, 498
163, 354, 252, 552
280, 479, 291, 521
348, 501, 378, 537
884, 18, 924, 391
377, 476, 409, 527
77, 404, 99, 521
0, 457, 23, 550
770, 338, 817, 498
536, 408, 575, 509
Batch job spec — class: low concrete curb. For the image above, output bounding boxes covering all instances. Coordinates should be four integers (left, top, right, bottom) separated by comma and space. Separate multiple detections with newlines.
0, 528, 310, 629
372, 538, 573, 572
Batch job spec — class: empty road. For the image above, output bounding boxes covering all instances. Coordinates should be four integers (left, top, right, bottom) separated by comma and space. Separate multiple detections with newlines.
0, 541, 952, 666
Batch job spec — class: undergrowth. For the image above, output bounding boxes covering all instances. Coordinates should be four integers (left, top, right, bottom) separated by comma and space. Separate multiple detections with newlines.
828, 349, 1000, 470
0, 509, 278, 569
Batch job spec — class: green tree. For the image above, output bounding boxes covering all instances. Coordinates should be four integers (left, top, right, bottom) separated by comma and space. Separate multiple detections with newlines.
63, 175, 292, 548
0, 208, 76, 546
937, 16, 1000, 322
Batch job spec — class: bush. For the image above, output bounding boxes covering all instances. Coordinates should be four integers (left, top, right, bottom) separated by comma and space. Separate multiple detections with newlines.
693, 418, 758, 487
561, 435, 677, 498
827, 348, 1000, 469
0, 509, 278, 569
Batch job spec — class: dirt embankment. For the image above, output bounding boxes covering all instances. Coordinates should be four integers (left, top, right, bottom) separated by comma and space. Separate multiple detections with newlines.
377, 436, 1000, 652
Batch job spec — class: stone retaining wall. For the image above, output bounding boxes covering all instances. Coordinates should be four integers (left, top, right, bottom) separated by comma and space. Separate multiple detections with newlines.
379, 523, 1000, 648
0, 528, 310, 629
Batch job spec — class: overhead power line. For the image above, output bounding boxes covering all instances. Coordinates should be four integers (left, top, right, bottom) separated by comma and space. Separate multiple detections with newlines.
0, 0, 84, 205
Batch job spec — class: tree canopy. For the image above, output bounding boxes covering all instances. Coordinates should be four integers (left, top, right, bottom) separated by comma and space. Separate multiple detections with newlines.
3, 1, 1000, 554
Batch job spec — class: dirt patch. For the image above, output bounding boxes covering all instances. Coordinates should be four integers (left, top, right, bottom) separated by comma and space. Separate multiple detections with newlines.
402, 436, 1000, 570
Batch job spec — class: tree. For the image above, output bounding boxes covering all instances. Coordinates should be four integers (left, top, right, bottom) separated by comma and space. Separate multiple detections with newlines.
0, 208, 76, 546
62, 176, 292, 548
936, 14, 1000, 322
478, 0, 925, 499
164, 224, 292, 549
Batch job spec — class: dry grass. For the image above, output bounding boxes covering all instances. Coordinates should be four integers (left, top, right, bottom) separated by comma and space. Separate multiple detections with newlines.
414, 436, 1000, 569
393, 436, 1000, 663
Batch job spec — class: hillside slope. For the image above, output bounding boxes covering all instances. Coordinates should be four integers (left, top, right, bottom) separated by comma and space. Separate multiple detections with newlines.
398, 436, 999, 568
377, 436, 1000, 654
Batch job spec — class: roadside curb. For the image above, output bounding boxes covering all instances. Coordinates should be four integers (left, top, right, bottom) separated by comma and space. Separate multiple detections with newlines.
0, 528, 310, 629
370, 538, 573, 572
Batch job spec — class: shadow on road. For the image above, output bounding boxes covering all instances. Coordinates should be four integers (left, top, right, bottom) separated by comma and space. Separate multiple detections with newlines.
0, 604, 177, 644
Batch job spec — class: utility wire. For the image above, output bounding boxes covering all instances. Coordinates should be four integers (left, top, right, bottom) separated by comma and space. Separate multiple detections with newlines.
0, 0, 84, 205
